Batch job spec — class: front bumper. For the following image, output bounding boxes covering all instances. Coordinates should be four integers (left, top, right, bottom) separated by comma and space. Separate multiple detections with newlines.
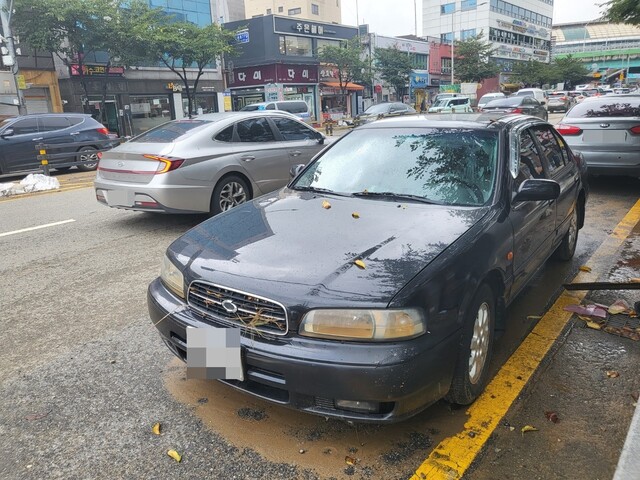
148, 278, 459, 423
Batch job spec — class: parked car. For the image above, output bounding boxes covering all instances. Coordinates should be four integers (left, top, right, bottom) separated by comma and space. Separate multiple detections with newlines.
148, 113, 588, 423
480, 96, 548, 120
477, 92, 506, 109
568, 91, 587, 103
428, 96, 472, 113
240, 100, 312, 123
352, 102, 416, 127
513, 88, 548, 108
555, 94, 640, 176
0, 113, 111, 175
94, 112, 328, 214
547, 92, 574, 113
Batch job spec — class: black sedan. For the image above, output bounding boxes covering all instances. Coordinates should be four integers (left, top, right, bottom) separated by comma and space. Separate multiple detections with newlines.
148, 114, 588, 423
480, 96, 548, 121
351, 102, 416, 127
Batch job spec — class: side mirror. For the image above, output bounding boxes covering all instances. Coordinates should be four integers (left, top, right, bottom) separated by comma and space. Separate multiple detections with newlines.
1, 128, 14, 138
289, 164, 305, 179
315, 131, 325, 144
513, 179, 560, 203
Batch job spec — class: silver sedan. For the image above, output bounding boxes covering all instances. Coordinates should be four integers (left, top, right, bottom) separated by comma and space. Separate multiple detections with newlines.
95, 112, 328, 214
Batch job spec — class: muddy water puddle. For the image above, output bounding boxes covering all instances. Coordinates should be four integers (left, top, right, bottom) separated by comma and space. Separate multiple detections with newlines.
164, 358, 465, 479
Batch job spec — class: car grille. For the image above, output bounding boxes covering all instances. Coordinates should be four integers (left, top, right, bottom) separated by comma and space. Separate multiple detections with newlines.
188, 281, 288, 335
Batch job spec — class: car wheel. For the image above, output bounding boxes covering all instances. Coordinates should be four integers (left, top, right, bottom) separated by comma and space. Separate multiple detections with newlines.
76, 146, 99, 171
446, 283, 495, 405
553, 206, 579, 261
210, 175, 250, 215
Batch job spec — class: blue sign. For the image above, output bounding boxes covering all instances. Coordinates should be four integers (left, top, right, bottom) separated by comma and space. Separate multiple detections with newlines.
235, 30, 249, 44
410, 72, 430, 88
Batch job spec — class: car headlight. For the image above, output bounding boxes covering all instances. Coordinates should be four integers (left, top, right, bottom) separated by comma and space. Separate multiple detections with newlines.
299, 309, 425, 341
160, 254, 185, 299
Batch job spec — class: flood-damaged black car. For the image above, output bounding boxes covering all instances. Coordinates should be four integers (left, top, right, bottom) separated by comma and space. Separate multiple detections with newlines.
148, 113, 588, 423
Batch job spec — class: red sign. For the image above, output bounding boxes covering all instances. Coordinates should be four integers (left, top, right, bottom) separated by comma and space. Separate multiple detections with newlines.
374, 84, 382, 93
230, 64, 318, 87
70, 64, 125, 76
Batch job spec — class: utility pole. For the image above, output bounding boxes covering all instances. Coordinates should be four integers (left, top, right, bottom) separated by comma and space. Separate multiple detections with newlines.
0, 0, 27, 115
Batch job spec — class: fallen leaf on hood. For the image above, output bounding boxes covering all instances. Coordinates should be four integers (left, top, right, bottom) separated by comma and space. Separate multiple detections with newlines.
152, 423, 161, 435
544, 411, 559, 423
351, 212, 360, 219
579, 265, 592, 272
354, 259, 366, 269
167, 449, 182, 462
345, 456, 356, 466
606, 370, 620, 378
322, 200, 331, 209
521, 425, 538, 435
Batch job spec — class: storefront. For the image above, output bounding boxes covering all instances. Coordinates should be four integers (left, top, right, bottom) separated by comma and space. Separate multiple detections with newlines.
318, 66, 364, 118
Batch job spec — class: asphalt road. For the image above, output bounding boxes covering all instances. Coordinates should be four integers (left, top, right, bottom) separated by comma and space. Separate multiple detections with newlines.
0, 167, 639, 479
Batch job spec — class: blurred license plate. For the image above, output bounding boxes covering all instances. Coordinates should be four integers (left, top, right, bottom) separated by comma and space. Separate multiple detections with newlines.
186, 326, 244, 381
107, 190, 133, 207
583, 130, 627, 144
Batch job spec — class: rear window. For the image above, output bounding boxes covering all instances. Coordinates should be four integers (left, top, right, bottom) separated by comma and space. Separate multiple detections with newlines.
479, 94, 501, 103
277, 102, 308, 114
566, 99, 640, 118
130, 120, 211, 143
486, 97, 522, 107
40, 116, 72, 131
240, 104, 262, 111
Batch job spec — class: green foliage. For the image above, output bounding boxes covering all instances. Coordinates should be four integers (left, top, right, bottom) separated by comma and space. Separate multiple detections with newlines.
374, 46, 414, 97
452, 32, 500, 83
553, 56, 591, 88
606, 0, 640, 25
318, 37, 365, 102
510, 56, 589, 88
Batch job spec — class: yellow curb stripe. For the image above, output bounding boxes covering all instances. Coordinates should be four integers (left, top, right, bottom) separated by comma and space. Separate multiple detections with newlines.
412, 198, 640, 480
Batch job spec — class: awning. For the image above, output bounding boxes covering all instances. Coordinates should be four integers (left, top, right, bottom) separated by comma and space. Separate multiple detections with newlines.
321, 81, 365, 91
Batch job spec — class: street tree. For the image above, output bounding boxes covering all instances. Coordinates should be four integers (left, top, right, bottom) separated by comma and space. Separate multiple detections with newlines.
553, 56, 590, 89
606, 0, 640, 25
318, 37, 365, 108
374, 46, 414, 99
510, 60, 555, 87
137, 21, 237, 116
452, 32, 500, 83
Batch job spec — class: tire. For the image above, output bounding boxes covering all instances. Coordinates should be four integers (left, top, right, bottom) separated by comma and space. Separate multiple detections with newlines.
210, 175, 250, 216
553, 206, 579, 261
56, 166, 72, 173
76, 146, 99, 172
446, 283, 496, 405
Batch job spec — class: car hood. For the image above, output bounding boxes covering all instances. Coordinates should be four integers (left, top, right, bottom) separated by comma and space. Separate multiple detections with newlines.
171, 190, 489, 307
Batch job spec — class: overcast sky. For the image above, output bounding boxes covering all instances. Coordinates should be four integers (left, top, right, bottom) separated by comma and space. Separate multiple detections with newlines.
342, 0, 608, 37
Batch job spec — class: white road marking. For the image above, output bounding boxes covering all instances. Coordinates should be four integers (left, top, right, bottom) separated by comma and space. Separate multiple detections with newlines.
0, 219, 76, 238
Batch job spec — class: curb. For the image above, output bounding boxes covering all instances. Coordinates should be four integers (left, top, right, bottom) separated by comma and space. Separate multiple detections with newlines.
614, 398, 640, 480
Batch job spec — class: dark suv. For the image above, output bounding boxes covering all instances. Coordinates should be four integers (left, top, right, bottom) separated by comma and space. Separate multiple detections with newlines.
0, 113, 111, 175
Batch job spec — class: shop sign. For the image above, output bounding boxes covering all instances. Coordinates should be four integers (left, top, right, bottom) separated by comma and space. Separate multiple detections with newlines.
410, 71, 429, 88
274, 16, 354, 39
70, 64, 125, 76
166, 82, 183, 92
229, 64, 318, 87
265, 83, 280, 101
275, 64, 318, 84
320, 68, 338, 80
374, 84, 382, 93
235, 29, 249, 44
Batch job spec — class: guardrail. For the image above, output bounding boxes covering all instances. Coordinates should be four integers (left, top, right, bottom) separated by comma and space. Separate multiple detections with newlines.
35, 138, 123, 175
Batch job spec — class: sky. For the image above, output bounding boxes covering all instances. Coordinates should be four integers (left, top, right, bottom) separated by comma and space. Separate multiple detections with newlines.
341, 0, 608, 37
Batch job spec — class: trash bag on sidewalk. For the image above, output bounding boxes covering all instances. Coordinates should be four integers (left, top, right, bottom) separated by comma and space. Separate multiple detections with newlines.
0, 174, 60, 197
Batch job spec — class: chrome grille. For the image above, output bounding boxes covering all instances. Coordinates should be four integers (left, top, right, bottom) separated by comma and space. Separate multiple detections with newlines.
188, 281, 288, 335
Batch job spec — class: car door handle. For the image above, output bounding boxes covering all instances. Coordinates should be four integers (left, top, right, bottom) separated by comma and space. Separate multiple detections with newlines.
290, 151, 302, 157
240, 156, 255, 162
70, 132, 80, 136
32, 137, 43, 141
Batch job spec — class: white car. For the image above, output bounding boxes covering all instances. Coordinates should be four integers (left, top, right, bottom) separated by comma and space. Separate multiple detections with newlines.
428, 96, 472, 113
477, 92, 505, 110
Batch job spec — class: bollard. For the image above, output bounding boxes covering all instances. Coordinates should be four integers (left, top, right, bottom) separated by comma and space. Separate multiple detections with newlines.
39, 149, 50, 176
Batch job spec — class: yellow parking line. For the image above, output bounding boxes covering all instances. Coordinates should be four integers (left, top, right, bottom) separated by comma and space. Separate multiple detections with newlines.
411, 198, 640, 480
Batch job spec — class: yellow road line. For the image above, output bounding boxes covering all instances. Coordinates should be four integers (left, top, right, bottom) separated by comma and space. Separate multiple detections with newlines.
412, 198, 640, 480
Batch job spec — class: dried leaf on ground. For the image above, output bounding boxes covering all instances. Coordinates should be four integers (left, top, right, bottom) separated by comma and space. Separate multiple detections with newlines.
631, 392, 639, 402
606, 370, 620, 378
167, 449, 182, 462
354, 259, 366, 269
608, 299, 631, 315
152, 423, 161, 435
586, 321, 602, 330
322, 200, 331, 209
521, 425, 538, 435
351, 212, 360, 219
630, 278, 640, 283
509, 426, 515, 432
544, 411, 559, 423
345, 456, 356, 466
579, 265, 592, 272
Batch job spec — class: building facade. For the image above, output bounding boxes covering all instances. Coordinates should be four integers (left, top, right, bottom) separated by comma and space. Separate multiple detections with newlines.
215, 0, 247, 23
245, 0, 341, 24
223, 14, 358, 120
422, 0, 553, 82
552, 20, 640, 85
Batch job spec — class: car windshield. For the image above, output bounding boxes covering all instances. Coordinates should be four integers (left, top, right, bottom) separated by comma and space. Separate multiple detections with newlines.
565, 99, 640, 118
363, 104, 392, 114
432, 100, 448, 107
0, 119, 12, 130
292, 128, 499, 206
130, 119, 212, 143
240, 104, 263, 111
486, 97, 522, 107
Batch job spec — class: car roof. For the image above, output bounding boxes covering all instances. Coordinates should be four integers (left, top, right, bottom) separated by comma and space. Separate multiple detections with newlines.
357, 113, 544, 131
194, 111, 301, 121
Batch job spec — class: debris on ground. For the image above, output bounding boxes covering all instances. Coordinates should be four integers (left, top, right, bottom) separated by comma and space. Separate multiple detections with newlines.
544, 411, 560, 423
606, 370, 620, 378
579, 265, 592, 272
0, 174, 60, 197
152, 423, 161, 435
167, 449, 182, 462
565, 299, 640, 341
564, 303, 608, 318
521, 425, 538, 435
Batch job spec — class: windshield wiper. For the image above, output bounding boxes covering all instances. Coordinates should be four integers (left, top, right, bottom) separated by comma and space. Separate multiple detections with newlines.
291, 185, 353, 197
351, 191, 443, 204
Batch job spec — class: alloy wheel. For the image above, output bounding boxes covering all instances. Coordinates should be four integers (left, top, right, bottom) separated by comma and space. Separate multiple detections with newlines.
219, 181, 247, 211
468, 301, 491, 384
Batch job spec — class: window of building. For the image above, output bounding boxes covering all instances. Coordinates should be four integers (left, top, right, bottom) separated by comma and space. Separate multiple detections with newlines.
288, 7, 301, 15
441, 32, 453, 43
461, 0, 477, 11
441, 57, 452, 73
278, 6, 283, 12
267, 8, 272, 14
311, 3, 319, 15
441, 2, 455, 14
315, 38, 340, 55
413, 53, 428, 69
279, 35, 313, 56
461, 28, 476, 40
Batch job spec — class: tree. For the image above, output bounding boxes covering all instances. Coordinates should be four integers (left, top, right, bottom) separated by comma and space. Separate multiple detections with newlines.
510, 57, 589, 89
137, 21, 237, 116
374, 46, 414, 99
452, 32, 500, 83
510, 60, 555, 87
553, 56, 590, 89
606, 0, 640, 25
318, 37, 365, 108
